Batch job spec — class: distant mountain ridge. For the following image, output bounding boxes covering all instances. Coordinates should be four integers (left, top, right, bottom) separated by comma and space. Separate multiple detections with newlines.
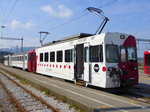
1, 47, 35, 54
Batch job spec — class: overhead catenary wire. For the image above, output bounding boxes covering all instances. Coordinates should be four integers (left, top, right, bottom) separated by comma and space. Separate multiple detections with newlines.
47, 0, 117, 32
2, 0, 18, 26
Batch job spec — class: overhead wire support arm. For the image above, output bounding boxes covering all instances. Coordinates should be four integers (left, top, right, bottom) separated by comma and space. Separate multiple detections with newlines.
96, 17, 109, 34
39, 31, 50, 46
0, 36, 24, 52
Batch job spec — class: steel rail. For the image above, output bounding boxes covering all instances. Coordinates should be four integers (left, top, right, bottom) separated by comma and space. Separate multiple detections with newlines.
0, 71, 60, 112
0, 79, 26, 112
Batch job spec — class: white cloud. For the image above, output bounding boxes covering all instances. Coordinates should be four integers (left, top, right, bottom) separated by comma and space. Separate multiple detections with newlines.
10, 20, 36, 30
41, 4, 73, 18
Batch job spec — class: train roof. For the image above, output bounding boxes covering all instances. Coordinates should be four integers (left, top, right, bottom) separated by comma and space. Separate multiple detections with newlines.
11, 52, 27, 56
37, 32, 131, 49
41, 33, 94, 47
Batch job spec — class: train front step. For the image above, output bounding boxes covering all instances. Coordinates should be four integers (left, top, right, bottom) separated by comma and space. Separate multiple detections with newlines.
75, 80, 86, 86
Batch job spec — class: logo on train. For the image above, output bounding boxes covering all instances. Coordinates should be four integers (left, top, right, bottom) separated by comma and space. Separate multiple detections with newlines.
94, 64, 99, 72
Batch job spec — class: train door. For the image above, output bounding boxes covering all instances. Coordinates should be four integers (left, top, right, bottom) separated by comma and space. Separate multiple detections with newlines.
31, 52, 36, 72
84, 43, 90, 82
75, 44, 84, 80
23, 54, 25, 70
28, 50, 37, 72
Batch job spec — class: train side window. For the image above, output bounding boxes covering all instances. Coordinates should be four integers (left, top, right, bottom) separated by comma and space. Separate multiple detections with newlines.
84, 47, 89, 62
90, 45, 103, 62
25, 56, 27, 60
65, 49, 72, 62
40, 53, 43, 62
57, 51, 63, 62
44, 52, 49, 62
50, 52, 55, 62
120, 46, 126, 62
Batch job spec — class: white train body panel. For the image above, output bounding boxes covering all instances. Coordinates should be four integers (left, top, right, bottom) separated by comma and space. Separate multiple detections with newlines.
36, 32, 135, 88
11, 53, 28, 70
36, 41, 75, 81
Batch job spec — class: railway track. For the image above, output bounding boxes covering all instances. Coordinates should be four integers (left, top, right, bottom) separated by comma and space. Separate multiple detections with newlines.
0, 71, 60, 112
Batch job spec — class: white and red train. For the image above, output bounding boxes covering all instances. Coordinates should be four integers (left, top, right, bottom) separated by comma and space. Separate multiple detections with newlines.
144, 51, 150, 75
4, 32, 139, 88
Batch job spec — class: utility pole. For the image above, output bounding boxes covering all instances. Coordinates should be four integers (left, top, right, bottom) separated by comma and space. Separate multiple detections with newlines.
16, 45, 18, 53
0, 26, 24, 52
21, 37, 23, 52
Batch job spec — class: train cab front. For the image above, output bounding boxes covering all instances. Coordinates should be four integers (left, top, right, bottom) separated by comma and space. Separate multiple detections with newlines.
105, 35, 138, 88
119, 35, 139, 87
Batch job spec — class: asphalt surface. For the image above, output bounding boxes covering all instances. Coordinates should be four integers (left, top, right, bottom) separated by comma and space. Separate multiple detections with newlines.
139, 70, 150, 85
133, 70, 150, 91
0, 64, 150, 112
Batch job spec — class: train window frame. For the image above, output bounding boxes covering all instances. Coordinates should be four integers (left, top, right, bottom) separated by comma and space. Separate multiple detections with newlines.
65, 49, 72, 62
106, 44, 119, 63
89, 45, 103, 62
84, 47, 88, 62
25, 56, 27, 60
57, 50, 63, 62
120, 46, 127, 62
50, 52, 55, 62
40, 53, 43, 62
44, 52, 49, 62
127, 46, 137, 62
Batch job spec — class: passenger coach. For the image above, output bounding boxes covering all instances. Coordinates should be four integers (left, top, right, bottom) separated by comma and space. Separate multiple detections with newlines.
4, 52, 28, 70
11, 52, 28, 70
28, 32, 139, 88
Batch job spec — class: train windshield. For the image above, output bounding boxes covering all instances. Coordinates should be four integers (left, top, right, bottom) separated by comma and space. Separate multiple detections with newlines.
106, 45, 118, 63
127, 46, 136, 62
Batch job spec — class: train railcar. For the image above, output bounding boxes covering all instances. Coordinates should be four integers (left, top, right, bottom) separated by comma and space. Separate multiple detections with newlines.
28, 32, 138, 88
144, 51, 150, 75
4, 55, 11, 66
11, 52, 28, 70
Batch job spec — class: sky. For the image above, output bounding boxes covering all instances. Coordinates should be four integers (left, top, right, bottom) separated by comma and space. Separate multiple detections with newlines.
0, 0, 150, 57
